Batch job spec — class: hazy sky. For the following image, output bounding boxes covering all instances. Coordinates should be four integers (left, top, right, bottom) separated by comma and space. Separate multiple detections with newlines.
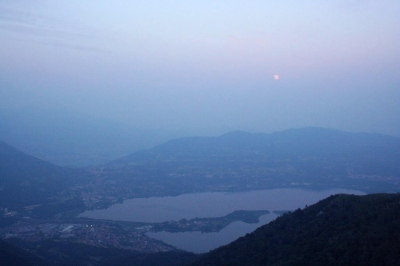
1, 1, 399, 136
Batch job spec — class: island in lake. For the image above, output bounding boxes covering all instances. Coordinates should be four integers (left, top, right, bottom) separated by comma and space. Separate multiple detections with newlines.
150, 210, 270, 233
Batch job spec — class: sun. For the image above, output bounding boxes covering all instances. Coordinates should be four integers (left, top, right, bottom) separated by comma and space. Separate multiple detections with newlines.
274, 74, 279, 80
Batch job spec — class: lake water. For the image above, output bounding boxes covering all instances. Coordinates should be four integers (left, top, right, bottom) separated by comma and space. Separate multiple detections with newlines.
80, 188, 364, 253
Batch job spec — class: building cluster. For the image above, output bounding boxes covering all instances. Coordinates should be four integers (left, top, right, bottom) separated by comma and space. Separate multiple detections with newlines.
1, 221, 174, 253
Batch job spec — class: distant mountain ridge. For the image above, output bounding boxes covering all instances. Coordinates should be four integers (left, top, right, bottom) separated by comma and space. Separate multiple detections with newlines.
118, 127, 400, 161
108, 127, 400, 193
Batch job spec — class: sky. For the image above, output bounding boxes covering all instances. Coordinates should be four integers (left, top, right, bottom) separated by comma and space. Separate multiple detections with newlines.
0, 0, 399, 137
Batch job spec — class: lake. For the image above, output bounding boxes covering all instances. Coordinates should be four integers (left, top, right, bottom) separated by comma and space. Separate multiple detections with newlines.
80, 188, 364, 253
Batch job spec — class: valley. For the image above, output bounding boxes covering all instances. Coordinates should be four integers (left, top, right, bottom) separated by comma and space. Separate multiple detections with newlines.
1, 127, 400, 265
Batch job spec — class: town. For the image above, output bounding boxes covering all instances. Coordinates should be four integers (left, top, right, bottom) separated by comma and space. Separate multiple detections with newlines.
1, 209, 270, 253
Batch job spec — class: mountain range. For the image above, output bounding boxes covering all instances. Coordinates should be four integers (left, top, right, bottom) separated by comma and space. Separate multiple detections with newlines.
104, 127, 400, 193
1, 127, 400, 265
1, 127, 400, 210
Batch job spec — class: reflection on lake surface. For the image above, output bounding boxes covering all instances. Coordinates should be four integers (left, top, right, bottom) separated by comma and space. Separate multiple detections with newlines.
80, 188, 364, 253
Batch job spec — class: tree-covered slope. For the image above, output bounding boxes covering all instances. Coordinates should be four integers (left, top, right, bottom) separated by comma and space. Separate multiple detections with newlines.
190, 193, 400, 266
0, 239, 50, 266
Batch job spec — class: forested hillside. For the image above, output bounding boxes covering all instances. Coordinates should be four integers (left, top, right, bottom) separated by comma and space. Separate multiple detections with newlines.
190, 193, 400, 266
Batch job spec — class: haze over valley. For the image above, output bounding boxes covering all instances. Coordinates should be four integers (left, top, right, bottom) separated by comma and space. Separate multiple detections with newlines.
1, 1, 399, 265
